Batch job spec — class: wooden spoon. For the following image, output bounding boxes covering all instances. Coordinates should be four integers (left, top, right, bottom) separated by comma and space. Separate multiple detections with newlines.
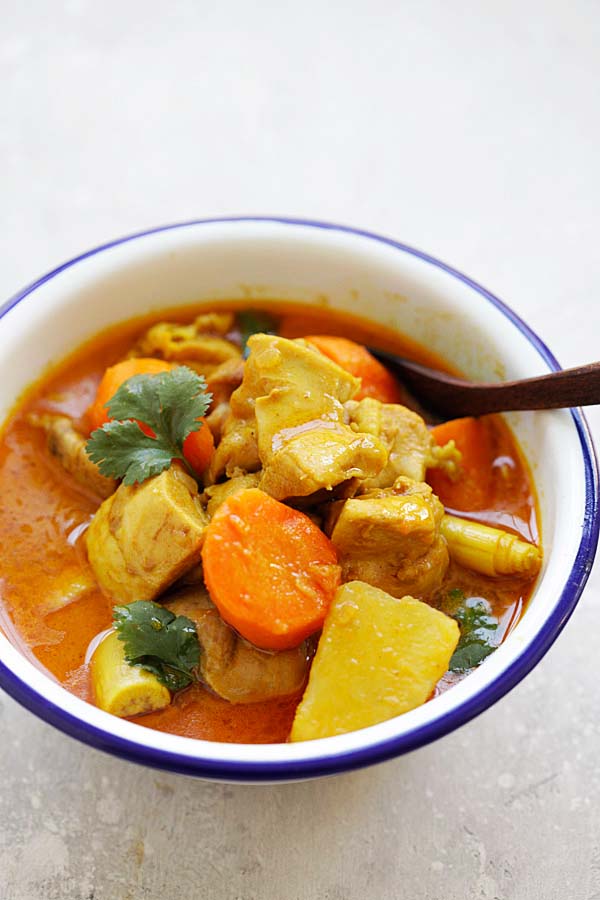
368, 349, 600, 418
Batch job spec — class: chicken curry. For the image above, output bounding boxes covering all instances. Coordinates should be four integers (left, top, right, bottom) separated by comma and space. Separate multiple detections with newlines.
0, 304, 541, 743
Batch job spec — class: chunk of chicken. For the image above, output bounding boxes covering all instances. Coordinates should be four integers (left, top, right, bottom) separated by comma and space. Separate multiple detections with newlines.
166, 587, 309, 703
207, 417, 261, 482
325, 477, 449, 599
258, 428, 389, 500
86, 467, 208, 603
207, 356, 246, 406
208, 334, 388, 498
345, 398, 460, 489
29, 413, 117, 499
203, 472, 261, 518
129, 312, 241, 378
204, 357, 246, 443
204, 402, 232, 445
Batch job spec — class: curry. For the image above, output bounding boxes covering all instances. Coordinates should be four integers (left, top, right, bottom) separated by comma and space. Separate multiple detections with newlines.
0, 303, 541, 743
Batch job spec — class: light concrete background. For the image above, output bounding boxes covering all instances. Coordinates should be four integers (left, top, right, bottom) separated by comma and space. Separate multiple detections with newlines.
1, 2, 599, 898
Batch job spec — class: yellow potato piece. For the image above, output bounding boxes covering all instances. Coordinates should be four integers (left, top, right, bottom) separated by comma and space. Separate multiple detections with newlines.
290, 581, 459, 741
91, 631, 171, 718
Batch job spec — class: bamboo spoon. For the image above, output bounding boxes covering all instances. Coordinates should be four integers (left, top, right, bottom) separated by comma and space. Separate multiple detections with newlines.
368, 350, 600, 418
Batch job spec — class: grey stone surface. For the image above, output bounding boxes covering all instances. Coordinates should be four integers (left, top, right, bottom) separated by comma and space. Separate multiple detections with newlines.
1, 2, 599, 897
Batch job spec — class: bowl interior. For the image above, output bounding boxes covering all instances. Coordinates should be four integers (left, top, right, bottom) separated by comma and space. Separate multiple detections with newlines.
0, 219, 595, 780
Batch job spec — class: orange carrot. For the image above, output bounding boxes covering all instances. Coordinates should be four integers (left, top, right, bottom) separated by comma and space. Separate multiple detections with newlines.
183, 421, 215, 474
427, 417, 494, 512
87, 358, 173, 433
305, 335, 406, 404
87, 358, 214, 475
202, 488, 341, 650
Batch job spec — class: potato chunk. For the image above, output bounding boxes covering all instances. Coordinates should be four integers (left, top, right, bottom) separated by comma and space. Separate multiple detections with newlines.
290, 582, 459, 741
86, 467, 208, 603
91, 631, 171, 717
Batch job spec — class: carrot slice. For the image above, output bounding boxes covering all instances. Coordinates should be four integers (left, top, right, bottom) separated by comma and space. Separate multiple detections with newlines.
305, 335, 406, 404
182, 420, 215, 474
202, 488, 341, 650
427, 417, 494, 512
87, 358, 173, 433
87, 357, 213, 475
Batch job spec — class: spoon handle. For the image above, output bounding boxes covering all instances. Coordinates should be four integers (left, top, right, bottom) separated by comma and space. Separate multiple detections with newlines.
373, 353, 600, 417
468, 362, 600, 414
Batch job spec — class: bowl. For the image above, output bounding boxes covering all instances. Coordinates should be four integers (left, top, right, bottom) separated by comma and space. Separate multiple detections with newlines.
0, 217, 597, 782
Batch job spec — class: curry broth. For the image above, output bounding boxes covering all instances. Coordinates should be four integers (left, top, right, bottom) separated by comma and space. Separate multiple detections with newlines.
0, 302, 539, 743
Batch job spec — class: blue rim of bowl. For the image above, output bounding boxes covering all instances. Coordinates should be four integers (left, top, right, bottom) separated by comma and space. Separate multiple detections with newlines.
0, 216, 597, 781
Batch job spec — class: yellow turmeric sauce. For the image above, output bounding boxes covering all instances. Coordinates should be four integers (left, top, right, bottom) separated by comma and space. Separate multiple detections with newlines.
0, 303, 539, 743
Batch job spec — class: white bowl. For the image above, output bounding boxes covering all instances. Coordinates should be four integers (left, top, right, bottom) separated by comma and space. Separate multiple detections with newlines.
0, 217, 597, 782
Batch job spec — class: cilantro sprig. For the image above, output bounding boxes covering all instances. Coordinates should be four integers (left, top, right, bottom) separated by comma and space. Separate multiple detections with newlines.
114, 601, 200, 692
448, 591, 500, 673
86, 366, 212, 485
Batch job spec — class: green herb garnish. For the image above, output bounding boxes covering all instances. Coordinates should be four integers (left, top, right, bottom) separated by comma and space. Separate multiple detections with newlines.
237, 310, 277, 357
113, 601, 200, 692
86, 366, 212, 485
449, 593, 500, 673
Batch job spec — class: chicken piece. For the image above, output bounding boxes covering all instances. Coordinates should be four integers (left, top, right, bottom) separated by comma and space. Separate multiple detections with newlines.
129, 312, 241, 378
166, 587, 309, 703
86, 467, 208, 603
203, 357, 246, 443
206, 417, 261, 482
326, 477, 449, 599
207, 356, 245, 406
209, 332, 361, 483
203, 472, 261, 518
204, 402, 231, 444
29, 413, 117, 499
208, 334, 388, 498
345, 397, 459, 489
258, 428, 389, 500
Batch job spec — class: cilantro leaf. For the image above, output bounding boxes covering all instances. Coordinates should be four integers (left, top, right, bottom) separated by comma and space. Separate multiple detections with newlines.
113, 600, 200, 692
85, 366, 212, 485
237, 310, 277, 357
449, 595, 500, 674
86, 420, 176, 485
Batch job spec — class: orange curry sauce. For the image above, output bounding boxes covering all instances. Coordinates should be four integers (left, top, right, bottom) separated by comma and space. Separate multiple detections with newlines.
0, 303, 539, 742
